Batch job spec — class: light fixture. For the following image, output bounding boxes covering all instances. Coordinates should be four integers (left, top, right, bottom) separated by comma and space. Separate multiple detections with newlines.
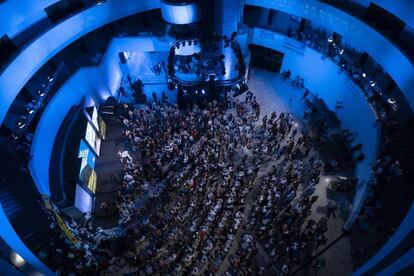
339, 49, 344, 55
327, 37, 333, 43
370, 81, 376, 87
18, 122, 26, 129
11, 252, 26, 268
201, 89, 205, 95
47, 76, 54, 82
38, 90, 45, 97
362, 73, 367, 78
388, 98, 396, 105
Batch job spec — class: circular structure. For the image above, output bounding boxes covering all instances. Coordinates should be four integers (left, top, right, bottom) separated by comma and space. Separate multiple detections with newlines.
0, 1, 414, 276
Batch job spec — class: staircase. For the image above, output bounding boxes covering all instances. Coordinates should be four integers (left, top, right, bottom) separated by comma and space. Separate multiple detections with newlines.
0, 148, 61, 266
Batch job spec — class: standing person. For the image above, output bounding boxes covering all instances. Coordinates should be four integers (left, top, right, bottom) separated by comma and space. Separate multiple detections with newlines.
245, 91, 253, 103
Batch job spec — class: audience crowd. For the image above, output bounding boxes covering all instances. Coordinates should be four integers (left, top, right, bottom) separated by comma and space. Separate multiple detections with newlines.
37, 92, 333, 275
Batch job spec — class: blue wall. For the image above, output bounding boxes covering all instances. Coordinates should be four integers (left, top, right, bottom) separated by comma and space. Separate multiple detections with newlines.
30, 36, 169, 196
0, 0, 58, 38
30, 69, 102, 196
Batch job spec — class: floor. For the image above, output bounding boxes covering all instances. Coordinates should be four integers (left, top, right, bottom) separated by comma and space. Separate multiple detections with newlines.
245, 68, 353, 276
92, 67, 356, 275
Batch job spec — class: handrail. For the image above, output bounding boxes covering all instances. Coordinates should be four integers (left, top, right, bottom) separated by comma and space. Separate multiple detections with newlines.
7, 62, 66, 151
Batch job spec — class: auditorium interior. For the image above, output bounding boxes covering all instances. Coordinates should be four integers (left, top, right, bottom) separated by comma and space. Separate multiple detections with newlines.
1, 0, 414, 275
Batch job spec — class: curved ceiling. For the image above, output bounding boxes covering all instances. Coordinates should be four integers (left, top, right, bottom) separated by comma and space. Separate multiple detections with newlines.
0, 0, 58, 38
0, 0, 160, 126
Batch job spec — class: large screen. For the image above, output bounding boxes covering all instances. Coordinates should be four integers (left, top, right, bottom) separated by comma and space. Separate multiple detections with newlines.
84, 121, 101, 155
88, 106, 106, 139
78, 140, 97, 193
78, 140, 95, 172
91, 107, 99, 131
74, 184, 94, 213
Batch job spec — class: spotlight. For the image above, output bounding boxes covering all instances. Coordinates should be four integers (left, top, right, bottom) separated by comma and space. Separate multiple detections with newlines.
17, 122, 26, 129
294, 122, 298, 127
388, 98, 396, 105
195, 90, 199, 95
38, 90, 45, 97
47, 76, 54, 82
369, 81, 376, 87
325, 177, 331, 183
362, 73, 366, 78
327, 37, 333, 43
201, 89, 205, 95
339, 49, 344, 55
11, 252, 26, 268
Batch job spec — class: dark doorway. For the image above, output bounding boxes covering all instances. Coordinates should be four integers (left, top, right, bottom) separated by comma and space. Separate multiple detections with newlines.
249, 44, 284, 73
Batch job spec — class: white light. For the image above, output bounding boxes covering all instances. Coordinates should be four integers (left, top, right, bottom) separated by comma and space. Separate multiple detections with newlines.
47, 76, 54, 82
370, 81, 376, 87
362, 73, 366, 78
327, 37, 333, 43
325, 177, 331, 183
201, 89, 205, 94
339, 49, 344, 55
388, 98, 396, 104
11, 252, 26, 267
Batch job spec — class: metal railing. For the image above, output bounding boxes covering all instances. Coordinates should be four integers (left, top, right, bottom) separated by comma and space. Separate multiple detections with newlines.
167, 36, 246, 87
